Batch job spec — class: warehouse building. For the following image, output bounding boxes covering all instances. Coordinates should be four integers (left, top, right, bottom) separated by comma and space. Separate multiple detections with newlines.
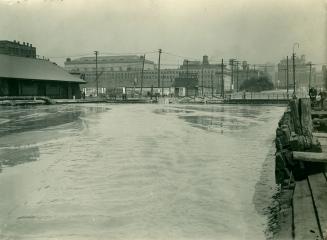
0, 54, 85, 99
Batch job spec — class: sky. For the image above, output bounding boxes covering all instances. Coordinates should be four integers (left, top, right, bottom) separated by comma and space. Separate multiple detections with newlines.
0, 0, 326, 68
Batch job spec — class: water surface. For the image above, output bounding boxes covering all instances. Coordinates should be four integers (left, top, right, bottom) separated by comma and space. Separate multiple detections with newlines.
0, 104, 285, 240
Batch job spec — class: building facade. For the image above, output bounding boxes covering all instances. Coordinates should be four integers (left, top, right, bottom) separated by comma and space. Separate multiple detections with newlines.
65, 55, 239, 97
65, 55, 156, 73
314, 65, 327, 90
0, 54, 85, 99
277, 55, 314, 91
0, 40, 36, 58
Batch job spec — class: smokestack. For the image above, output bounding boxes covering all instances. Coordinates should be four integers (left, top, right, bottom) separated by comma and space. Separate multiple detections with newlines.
203, 55, 209, 65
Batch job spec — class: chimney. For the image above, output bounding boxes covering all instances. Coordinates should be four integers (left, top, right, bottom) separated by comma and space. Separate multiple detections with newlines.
202, 55, 209, 65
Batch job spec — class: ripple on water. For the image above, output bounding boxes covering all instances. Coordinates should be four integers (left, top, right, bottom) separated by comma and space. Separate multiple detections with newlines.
0, 104, 286, 240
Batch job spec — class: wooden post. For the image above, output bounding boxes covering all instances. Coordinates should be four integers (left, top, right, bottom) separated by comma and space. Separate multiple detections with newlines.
299, 98, 313, 138
289, 99, 302, 135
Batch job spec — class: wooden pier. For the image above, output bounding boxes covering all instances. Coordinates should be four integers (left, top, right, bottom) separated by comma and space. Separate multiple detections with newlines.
275, 98, 327, 240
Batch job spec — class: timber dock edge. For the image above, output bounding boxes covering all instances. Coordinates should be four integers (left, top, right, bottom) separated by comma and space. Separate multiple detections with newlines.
274, 98, 327, 240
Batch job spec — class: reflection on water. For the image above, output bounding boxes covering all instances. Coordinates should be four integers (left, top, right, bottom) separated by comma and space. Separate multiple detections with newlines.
0, 104, 109, 170
0, 105, 108, 137
0, 146, 40, 167
0, 103, 285, 240
154, 105, 269, 133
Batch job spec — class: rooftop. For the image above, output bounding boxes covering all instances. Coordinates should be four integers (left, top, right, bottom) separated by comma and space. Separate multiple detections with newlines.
0, 54, 85, 83
65, 55, 154, 65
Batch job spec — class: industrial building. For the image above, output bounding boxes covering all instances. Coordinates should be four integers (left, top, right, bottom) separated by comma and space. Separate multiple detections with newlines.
0, 53, 85, 99
277, 55, 327, 91
65, 55, 156, 73
0, 40, 36, 58
65, 54, 235, 97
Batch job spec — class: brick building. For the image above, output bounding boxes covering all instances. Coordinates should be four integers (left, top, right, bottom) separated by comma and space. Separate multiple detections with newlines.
65, 54, 236, 97
0, 40, 36, 58
277, 55, 313, 91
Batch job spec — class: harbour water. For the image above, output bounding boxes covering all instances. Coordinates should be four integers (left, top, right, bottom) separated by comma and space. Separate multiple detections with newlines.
0, 104, 285, 240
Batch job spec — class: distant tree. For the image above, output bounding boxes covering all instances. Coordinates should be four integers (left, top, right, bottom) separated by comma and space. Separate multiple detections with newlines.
239, 76, 274, 92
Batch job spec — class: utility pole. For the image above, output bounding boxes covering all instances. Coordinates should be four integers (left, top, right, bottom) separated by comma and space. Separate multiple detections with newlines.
308, 62, 312, 89
140, 54, 145, 97
186, 59, 189, 97
286, 56, 289, 98
221, 58, 224, 98
211, 72, 214, 97
246, 64, 249, 81
94, 51, 99, 97
253, 64, 257, 81
292, 53, 296, 95
158, 49, 162, 95
230, 59, 234, 91
236, 61, 239, 92
292, 42, 299, 96
201, 63, 204, 96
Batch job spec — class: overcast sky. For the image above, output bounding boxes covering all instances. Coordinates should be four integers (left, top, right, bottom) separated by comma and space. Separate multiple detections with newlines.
0, 0, 326, 67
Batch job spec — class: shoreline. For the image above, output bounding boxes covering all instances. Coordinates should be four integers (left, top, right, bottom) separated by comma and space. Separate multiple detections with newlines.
274, 98, 327, 240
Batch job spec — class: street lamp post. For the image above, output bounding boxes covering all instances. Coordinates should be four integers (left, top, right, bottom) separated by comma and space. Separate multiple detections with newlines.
292, 43, 299, 97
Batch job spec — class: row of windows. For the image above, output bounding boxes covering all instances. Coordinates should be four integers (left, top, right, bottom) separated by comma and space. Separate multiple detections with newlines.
84, 72, 222, 80
70, 67, 220, 75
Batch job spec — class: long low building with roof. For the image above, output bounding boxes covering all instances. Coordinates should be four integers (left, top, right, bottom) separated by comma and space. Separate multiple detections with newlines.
0, 53, 85, 99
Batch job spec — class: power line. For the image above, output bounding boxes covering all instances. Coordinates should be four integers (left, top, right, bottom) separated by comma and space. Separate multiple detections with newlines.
47, 50, 158, 59
162, 51, 201, 61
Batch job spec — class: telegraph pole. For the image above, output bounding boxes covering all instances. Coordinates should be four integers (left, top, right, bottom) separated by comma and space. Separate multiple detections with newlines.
94, 51, 99, 97
201, 63, 204, 96
236, 61, 239, 92
292, 53, 296, 95
286, 56, 289, 98
186, 59, 189, 97
211, 72, 214, 97
158, 49, 162, 95
246, 64, 249, 81
140, 54, 145, 96
292, 42, 299, 96
253, 64, 257, 81
230, 59, 234, 91
221, 58, 224, 98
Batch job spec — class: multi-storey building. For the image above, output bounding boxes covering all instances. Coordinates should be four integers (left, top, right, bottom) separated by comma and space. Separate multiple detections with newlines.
314, 65, 327, 90
277, 55, 313, 91
178, 56, 232, 96
0, 40, 36, 58
65, 54, 235, 97
65, 55, 155, 73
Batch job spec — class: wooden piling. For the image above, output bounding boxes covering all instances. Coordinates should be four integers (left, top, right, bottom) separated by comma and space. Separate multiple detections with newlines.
274, 97, 327, 240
